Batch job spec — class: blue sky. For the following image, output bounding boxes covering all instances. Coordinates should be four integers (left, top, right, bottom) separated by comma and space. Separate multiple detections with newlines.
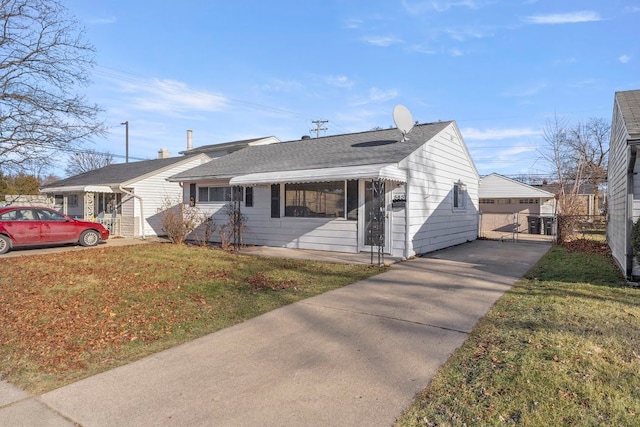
62, 0, 639, 177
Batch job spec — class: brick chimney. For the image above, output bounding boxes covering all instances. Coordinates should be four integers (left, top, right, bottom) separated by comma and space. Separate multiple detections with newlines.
157, 148, 170, 159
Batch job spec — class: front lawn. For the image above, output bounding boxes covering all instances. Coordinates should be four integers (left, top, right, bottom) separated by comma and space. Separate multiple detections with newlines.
0, 243, 381, 393
396, 241, 640, 426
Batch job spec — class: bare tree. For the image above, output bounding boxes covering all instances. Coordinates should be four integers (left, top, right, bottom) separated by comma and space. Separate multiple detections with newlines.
64, 150, 114, 176
540, 115, 571, 211
566, 117, 610, 214
0, 0, 106, 172
541, 115, 610, 241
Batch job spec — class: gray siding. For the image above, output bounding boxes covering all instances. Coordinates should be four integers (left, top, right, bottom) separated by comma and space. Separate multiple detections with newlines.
608, 100, 631, 274
195, 185, 358, 252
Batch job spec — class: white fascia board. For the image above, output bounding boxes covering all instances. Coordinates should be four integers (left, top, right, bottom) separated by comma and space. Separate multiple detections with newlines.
40, 185, 114, 194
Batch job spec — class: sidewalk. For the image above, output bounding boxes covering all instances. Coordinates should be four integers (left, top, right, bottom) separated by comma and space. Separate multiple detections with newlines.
0, 240, 549, 426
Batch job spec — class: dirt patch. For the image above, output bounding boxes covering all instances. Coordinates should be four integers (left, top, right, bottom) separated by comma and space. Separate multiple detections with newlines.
560, 239, 611, 256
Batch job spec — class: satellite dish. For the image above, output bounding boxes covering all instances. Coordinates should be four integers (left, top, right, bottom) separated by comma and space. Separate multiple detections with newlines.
393, 104, 414, 141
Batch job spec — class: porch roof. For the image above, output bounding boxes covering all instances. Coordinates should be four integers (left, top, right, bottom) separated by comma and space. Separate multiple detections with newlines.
41, 185, 115, 194
229, 164, 406, 185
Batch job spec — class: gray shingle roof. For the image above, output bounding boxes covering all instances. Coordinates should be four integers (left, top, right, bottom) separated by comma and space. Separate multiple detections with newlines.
170, 122, 452, 181
42, 156, 196, 189
178, 137, 274, 155
616, 89, 640, 139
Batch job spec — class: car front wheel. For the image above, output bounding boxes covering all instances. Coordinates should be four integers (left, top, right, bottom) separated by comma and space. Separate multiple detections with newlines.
0, 235, 10, 254
79, 230, 100, 247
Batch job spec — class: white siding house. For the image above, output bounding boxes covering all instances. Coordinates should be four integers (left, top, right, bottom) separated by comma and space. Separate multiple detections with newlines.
41, 155, 211, 237
607, 89, 640, 278
40, 136, 280, 238
169, 121, 480, 259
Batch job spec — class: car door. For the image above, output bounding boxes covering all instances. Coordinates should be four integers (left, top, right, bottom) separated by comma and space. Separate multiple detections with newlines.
0, 209, 42, 245
37, 208, 78, 243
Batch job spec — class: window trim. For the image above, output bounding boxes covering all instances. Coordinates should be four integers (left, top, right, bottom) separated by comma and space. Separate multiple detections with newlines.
245, 187, 253, 207
453, 181, 466, 211
284, 181, 347, 219
197, 186, 241, 203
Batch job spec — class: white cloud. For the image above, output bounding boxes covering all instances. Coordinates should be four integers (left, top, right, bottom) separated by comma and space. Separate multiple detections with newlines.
446, 28, 491, 41
368, 87, 398, 102
351, 88, 399, 106
408, 44, 437, 55
524, 11, 601, 24
501, 83, 547, 97
569, 79, 597, 88
261, 79, 303, 92
344, 19, 363, 29
462, 127, 543, 140
432, 1, 477, 12
326, 75, 355, 88
401, 0, 477, 15
120, 78, 227, 116
361, 35, 403, 47
497, 145, 537, 156
554, 56, 577, 65
619, 55, 632, 64
450, 48, 465, 57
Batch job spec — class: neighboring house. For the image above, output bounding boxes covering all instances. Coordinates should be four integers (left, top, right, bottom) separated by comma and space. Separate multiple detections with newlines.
479, 173, 556, 235
40, 154, 211, 238
539, 182, 603, 216
608, 89, 640, 278
179, 135, 280, 156
169, 121, 479, 259
40, 135, 280, 238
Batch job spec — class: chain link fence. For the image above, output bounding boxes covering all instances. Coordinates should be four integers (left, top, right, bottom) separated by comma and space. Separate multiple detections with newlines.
556, 215, 607, 243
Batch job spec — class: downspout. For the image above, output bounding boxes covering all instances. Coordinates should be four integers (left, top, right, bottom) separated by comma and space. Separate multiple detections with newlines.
404, 167, 412, 259
119, 185, 145, 239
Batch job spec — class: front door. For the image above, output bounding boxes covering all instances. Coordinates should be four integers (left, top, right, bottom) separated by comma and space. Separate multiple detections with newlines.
361, 179, 390, 253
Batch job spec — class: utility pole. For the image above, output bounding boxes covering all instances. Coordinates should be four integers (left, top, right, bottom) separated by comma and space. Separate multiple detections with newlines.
310, 119, 328, 138
120, 121, 129, 163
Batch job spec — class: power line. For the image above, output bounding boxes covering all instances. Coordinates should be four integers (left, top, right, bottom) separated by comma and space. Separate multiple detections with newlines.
310, 120, 328, 138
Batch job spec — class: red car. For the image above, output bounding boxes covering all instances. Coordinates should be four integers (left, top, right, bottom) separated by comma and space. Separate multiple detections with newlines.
0, 206, 110, 255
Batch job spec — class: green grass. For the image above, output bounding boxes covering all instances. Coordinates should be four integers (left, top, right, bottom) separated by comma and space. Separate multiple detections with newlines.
0, 243, 382, 393
396, 245, 640, 426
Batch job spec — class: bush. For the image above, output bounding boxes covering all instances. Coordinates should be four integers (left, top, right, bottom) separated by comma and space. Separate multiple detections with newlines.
632, 217, 640, 262
217, 202, 247, 251
159, 200, 204, 244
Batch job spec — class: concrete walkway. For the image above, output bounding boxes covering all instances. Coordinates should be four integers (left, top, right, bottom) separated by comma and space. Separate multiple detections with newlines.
0, 240, 549, 427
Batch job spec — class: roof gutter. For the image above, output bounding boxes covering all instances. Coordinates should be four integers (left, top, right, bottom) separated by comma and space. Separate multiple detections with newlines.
118, 184, 145, 240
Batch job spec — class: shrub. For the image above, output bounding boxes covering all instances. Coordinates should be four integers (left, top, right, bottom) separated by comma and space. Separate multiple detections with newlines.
159, 199, 204, 244
217, 202, 247, 251
631, 217, 640, 261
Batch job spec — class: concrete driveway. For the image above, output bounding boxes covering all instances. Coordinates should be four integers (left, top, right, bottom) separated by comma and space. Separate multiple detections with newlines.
0, 240, 549, 427
0, 237, 158, 258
